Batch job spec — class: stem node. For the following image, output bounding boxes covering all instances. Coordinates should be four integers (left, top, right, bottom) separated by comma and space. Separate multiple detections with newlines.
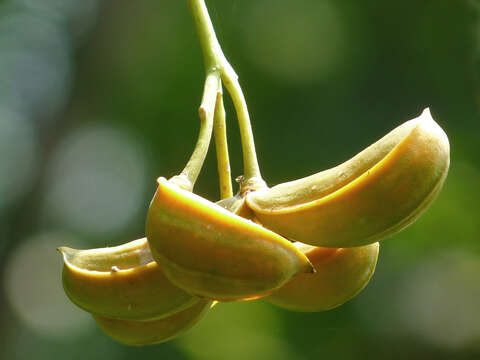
188, 0, 265, 192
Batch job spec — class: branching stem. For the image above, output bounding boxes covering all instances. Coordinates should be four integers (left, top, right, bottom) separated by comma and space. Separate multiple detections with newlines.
187, 0, 265, 190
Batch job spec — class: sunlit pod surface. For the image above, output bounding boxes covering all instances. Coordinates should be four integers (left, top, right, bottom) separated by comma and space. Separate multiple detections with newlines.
60, 238, 200, 321
247, 109, 450, 247
265, 242, 379, 311
146, 177, 314, 301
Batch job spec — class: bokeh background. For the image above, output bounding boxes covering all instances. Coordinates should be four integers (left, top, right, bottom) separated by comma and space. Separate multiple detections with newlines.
1, 0, 479, 359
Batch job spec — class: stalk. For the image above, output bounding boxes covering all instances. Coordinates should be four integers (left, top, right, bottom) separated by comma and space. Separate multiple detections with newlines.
213, 82, 233, 199
173, 71, 220, 191
187, 0, 265, 191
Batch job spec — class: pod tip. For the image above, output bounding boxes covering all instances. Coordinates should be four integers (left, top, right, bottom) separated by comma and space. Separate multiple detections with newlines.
420, 107, 432, 120
57, 246, 68, 254
57, 246, 77, 261
301, 259, 316, 274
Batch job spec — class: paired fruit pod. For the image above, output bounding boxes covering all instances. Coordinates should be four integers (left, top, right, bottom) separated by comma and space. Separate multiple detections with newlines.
265, 242, 379, 311
94, 299, 213, 346
246, 108, 450, 247
146, 177, 314, 302
59, 238, 200, 321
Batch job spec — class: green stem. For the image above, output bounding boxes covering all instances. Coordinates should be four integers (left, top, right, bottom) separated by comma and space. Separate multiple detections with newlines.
174, 71, 220, 191
213, 82, 233, 199
187, 0, 265, 189
221, 76, 264, 189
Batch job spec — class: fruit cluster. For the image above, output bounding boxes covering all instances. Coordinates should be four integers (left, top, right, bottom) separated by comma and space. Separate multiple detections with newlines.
58, 0, 450, 347
59, 108, 449, 345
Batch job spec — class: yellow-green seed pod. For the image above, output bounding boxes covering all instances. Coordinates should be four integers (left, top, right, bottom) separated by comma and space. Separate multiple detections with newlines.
246, 109, 450, 247
146, 177, 314, 302
265, 242, 379, 311
59, 238, 199, 321
94, 299, 212, 346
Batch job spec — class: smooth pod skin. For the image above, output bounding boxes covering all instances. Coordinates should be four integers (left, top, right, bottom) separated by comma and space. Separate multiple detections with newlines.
59, 238, 199, 321
94, 299, 212, 346
146, 177, 314, 301
265, 242, 379, 312
246, 108, 450, 247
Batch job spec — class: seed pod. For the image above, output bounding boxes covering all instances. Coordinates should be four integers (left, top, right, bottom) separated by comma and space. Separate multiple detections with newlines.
146, 177, 314, 301
59, 238, 199, 321
94, 299, 212, 346
246, 108, 450, 247
265, 242, 379, 311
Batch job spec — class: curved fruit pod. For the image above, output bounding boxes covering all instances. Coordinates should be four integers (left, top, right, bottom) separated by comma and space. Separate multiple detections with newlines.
146, 177, 314, 302
94, 299, 212, 346
246, 108, 450, 247
59, 238, 199, 321
265, 242, 379, 311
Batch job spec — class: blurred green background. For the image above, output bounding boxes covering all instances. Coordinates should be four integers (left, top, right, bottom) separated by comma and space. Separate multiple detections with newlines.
1, 0, 479, 359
